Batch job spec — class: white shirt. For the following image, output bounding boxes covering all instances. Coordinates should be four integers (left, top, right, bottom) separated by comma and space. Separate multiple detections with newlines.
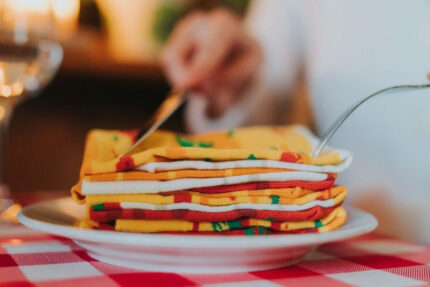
186, 0, 430, 243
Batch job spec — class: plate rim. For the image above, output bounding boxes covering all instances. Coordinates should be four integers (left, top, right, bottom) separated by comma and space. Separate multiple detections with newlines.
17, 197, 378, 249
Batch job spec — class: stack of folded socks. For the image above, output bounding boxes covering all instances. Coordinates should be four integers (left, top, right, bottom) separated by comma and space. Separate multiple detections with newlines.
72, 125, 352, 236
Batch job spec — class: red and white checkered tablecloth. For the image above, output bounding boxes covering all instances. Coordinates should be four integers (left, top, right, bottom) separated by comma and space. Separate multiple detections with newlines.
1, 225, 430, 287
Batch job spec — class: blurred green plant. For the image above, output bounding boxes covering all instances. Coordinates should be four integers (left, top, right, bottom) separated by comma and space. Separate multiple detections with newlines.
152, 3, 190, 45
218, 0, 250, 16
151, 0, 250, 45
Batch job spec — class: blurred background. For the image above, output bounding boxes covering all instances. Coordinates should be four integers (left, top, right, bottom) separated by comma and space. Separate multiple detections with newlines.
6, 0, 264, 192
7, 0, 313, 193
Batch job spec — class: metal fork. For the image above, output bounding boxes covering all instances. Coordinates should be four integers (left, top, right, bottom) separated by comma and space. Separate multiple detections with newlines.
312, 83, 430, 157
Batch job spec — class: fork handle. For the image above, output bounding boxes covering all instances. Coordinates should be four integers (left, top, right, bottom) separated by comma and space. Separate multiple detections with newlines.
312, 83, 430, 157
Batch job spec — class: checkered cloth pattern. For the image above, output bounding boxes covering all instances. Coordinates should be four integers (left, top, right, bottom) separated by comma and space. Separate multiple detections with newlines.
1, 225, 429, 287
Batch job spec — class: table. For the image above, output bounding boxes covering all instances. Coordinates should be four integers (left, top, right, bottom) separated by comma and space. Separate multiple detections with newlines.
1, 224, 429, 287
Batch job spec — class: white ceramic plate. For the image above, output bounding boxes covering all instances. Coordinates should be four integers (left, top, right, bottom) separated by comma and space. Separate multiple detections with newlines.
18, 197, 377, 273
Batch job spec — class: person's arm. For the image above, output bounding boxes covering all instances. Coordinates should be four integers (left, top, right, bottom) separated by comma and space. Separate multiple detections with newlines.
185, 0, 305, 133
185, 75, 275, 133
163, 1, 305, 133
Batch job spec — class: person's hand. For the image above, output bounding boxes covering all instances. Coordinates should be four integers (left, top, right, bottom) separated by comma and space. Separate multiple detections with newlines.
162, 9, 262, 118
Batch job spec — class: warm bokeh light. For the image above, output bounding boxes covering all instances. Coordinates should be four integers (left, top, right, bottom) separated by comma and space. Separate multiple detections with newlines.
0, 67, 10, 98
96, 0, 163, 63
5, 0, 51, 14
51, 0, 79, 19
0, 67, 25, 98
3, 0, 80, 39
1, 85, 10, 97
51, 0, 80, 38
10, 82, 24, 96
0, 68, 5, 87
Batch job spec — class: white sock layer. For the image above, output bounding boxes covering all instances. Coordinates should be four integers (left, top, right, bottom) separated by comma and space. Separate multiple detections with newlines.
118, 198, 337, 212
82, 171, 329, 195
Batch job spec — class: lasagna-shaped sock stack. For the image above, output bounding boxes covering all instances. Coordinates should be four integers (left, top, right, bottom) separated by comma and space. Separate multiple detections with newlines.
72, 125, 352, 236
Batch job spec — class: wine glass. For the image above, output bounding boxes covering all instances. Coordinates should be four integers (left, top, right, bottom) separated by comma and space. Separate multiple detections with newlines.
0, 0, 63, 222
